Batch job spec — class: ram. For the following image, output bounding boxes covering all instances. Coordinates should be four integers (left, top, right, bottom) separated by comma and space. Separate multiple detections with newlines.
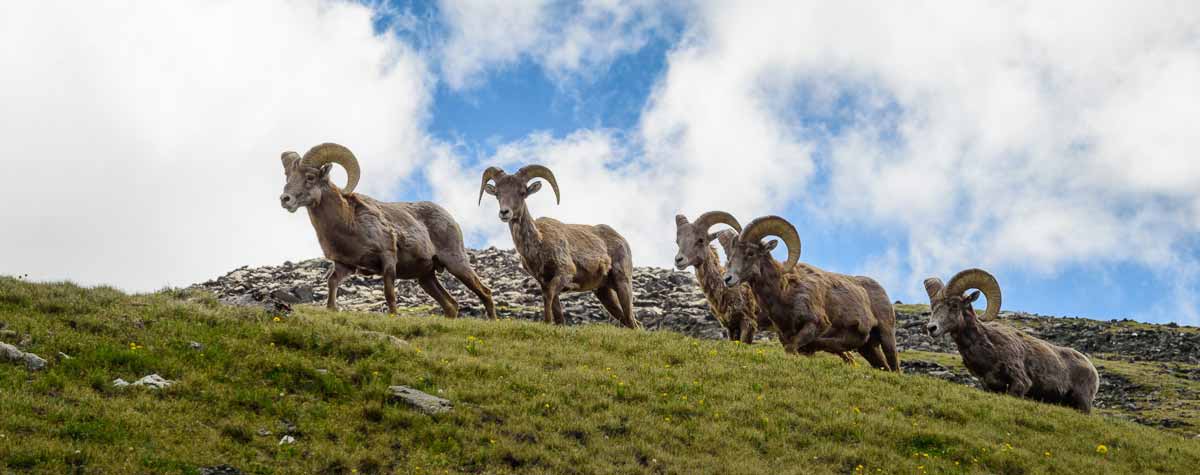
674, 212, 765, 343
923, 268, 1099, 412
479, 166, 640, 329
718, 215, 899, 371
279, 143, 496, 319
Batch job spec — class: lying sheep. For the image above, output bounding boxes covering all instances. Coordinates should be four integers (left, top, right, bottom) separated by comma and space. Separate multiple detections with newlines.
719, 215, 900, 371
924, 268, 1099, 412
279, 143, 496, 319
479, 165, 641, 329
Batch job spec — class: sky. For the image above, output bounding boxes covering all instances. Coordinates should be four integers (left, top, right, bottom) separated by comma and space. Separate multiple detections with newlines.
2, 1, 1199, 324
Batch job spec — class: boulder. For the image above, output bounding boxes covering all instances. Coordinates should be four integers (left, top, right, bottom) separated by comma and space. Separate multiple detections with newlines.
389, 385, 452, 415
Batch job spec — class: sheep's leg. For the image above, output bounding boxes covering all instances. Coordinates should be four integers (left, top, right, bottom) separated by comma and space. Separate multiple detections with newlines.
739, 317, 756, 344
613, 277, 641, 330
727, 323, 741, 342
784, 321, 821, 354
325, 262, 354, 311
382, 266, 398, 315
551, 295, 566, 325
1072, 392, 1093, 414
594, 287, 624, 325
418, 275, 458, 319
541, 275, 570, 324
1005, 374, 1031, 398
856, 345, 889, 370
755, 308, 774, 330
444, 260, 496, 320
880, 329, 900, 373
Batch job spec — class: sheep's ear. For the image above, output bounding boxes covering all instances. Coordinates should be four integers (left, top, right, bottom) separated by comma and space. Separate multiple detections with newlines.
964, 290, 981, 304
318, 163, 333, 179
676, 214, 688, 226
763, 239, 779, 251
526, 181, 542, 195
923, 278, 944, 300
484, 184, 497, 196
280, 152, 299, 172
712, 231, 736, 256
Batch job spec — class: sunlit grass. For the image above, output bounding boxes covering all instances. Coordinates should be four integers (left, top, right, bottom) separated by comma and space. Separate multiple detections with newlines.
1, 277, 1197, 474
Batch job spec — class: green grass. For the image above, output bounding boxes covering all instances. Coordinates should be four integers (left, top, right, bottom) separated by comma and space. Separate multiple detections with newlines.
1, 278, 1198, 474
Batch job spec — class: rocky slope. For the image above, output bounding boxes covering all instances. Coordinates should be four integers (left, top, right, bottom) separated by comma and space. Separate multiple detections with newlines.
191, 247, 1200, 435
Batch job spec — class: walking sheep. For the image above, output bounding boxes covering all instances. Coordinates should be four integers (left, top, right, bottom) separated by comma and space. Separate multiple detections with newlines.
923, 268, 1099, 412
478, 166, 641, 329
674, 212, 766, 343
279, 143, 496, 319
718, 215, 900, 371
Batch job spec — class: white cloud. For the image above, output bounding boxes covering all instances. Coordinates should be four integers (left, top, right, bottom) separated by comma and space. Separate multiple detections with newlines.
652, 0, 1200, 319
432, 1, 1200, 322
0, 0, 431, 291
437, 0, 677, 90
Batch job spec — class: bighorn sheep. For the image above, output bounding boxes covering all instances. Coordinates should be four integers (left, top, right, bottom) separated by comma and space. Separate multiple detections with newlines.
478, 166, 641, 329
279, 143, 496, 319
674, 212, 766, 343
923, 269, 1099, 412
718, 215, 900, 371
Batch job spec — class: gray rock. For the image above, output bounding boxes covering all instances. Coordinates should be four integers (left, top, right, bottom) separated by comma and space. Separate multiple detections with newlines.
389, 385, 452, 415
189, 341, 204, 350
114, 374, 173, 389
1, 342, 47, 371
361, 331, 408, 348
133, 374, 174, 389
199, 465, 243, 475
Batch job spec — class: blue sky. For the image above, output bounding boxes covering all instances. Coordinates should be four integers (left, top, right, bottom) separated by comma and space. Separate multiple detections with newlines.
2, 1, 1198, 324
380, 1, 1196, 322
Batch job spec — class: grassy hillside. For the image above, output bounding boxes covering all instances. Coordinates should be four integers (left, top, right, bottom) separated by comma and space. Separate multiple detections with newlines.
1, 278, 1198, 474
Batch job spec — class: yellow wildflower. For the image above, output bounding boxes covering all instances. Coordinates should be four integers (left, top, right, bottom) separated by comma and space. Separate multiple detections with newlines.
1097, 444, 1109, 455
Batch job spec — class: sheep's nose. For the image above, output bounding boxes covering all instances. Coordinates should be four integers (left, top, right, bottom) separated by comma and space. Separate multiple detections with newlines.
926, 324, 938, 334
499, 209, 511, 218
674, 255, 685, 264
723, 274, 735, 286
280, 194, 292, 205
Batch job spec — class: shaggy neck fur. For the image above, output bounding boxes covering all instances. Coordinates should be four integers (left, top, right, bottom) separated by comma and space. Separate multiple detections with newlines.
306, 184, 356, 254
951, 308, 994, 357
745, 258, 789, 329
695, 246, 731, 322
507, 202, 544, 259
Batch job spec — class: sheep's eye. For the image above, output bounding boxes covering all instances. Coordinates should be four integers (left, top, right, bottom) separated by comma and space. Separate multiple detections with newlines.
695, 238, 704, 245
305, 174, 316, 182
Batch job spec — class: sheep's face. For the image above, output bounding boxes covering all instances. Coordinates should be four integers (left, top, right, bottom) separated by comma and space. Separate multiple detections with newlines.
723, 237, 778, 287
483, 175, 542, 223
926, 291, 981, 337
673, 217, 711, 270
279, 153, 333, 213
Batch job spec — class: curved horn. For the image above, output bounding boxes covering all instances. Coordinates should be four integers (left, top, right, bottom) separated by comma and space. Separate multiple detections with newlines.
478, 166, 505, 205
693, 211, 742, 237
300, 143, 360, 193
517, 164, 561, 204
944, 268, 1002, 321
923, 277, 944, 300
741, 215, 801, 271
